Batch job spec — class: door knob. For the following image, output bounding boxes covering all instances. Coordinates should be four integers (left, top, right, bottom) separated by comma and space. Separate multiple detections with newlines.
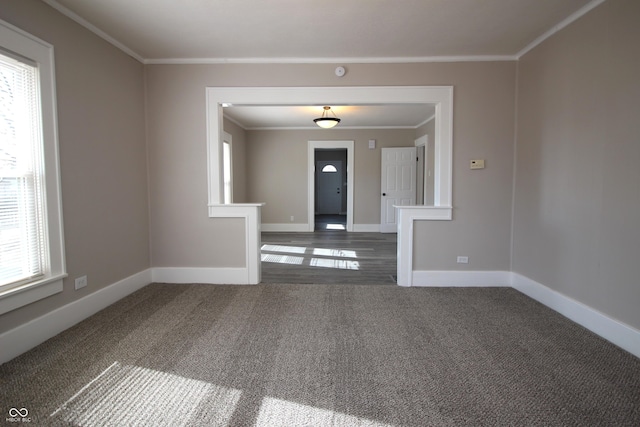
382, 193, 387, 196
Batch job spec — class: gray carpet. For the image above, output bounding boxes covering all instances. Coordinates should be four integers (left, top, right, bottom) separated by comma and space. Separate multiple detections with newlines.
1, 284, 639, 426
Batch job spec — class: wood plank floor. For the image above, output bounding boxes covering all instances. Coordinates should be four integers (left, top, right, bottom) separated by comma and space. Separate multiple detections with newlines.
261, 230, 397, 285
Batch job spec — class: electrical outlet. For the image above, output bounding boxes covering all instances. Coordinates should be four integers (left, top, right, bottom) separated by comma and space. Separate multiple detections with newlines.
456, 256, 469, 264
290, 216, 294, 222
75, 275, 87, 290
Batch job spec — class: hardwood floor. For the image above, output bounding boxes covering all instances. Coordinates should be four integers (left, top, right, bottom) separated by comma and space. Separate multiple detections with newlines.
261, 229, 397, 285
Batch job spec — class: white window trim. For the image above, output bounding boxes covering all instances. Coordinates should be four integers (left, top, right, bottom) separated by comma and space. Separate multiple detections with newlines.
0, 19, 66, 315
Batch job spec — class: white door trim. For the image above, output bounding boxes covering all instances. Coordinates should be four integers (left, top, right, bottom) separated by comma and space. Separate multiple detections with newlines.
308, 141, 354, 232
206, 86, 453, 209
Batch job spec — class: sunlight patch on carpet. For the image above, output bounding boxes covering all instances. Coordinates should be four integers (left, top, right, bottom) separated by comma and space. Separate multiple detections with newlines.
256, 397, 395, 427
50, 361, 241, 427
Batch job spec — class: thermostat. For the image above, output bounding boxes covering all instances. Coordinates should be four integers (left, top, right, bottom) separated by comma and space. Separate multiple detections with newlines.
470, 159, 485, 169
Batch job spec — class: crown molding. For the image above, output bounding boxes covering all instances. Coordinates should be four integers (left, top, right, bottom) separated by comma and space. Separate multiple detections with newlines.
516, 0, 607, 59
144, 55, 517, 65
42, 0, 145, 63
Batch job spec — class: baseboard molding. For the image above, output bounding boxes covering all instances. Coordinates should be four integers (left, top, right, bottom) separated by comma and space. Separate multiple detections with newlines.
353, 224, 380, 232
151, 267, 253, 285
0, 269, 152, 364
511, 272, 640, 359
413, 270, 640, 358
412, 270, 512, 287
261, 223, 310, 232
262, 223, 380, 232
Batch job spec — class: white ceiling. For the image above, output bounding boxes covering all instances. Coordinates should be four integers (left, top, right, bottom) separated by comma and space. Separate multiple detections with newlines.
42, 0, 600, 129
224, 104, 436, 130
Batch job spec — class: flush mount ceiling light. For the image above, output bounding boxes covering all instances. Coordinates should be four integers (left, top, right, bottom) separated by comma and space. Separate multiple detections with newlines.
313, 106, 341, 129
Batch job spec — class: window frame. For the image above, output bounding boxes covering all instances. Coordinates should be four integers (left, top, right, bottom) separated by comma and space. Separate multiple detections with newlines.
0, 19, 66, 315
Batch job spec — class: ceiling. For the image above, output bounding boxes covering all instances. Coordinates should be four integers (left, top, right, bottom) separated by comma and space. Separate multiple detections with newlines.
42, 0, 599, 129
223, 104, 436, 130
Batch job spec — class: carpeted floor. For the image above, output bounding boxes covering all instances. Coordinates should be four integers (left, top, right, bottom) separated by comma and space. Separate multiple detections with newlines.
1, 283, 639, 426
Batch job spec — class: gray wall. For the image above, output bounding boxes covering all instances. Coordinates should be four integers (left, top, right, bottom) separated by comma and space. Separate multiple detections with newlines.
245, 128, 415, 225
412, 64, 516, 271
145, 62, 516, 271
223, 118, 248, 203
513, 0, 640, 330
0, 0, 150, 334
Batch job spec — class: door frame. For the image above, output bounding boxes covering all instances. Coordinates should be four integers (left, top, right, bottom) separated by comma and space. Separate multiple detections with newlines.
308, 140, 354, 231
415, 134, 429, 205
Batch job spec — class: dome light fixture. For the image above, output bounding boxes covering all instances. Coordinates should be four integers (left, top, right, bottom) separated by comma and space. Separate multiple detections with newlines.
313, 106, 341, 129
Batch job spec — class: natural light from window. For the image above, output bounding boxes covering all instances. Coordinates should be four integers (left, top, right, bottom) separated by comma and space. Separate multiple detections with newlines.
48, 361, 395, 426
261, 244, 360, 270
324, 223, 346, 230
261, 244, 306, 254
256, 397, 394, 427
261, 254, 304, 265
312, 248, 357, 258
50, 362, 241, 426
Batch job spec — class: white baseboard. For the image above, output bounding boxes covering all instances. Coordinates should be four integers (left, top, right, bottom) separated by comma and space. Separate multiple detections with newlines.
412, 270, 512, 287
511, 272, 640, 359
353, 224, 380, 232
0, 269, 152, 364
262, 223, 380, 233
261, 223, 310, 232
151, 267, 252, 285
412, 270, 640, 358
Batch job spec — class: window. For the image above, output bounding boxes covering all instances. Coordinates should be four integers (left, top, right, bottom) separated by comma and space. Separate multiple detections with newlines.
0, 51, 46, 288
321, 164, 338, 173
0, 20, 65, 315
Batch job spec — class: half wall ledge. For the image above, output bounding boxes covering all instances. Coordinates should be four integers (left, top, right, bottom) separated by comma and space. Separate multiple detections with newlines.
208, 203, 265, 284
395, 205, 453, 287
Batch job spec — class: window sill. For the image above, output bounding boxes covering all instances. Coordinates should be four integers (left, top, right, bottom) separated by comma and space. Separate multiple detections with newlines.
0, 274, 66, 315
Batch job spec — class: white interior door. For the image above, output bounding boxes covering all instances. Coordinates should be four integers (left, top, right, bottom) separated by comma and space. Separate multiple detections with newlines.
380, 147, 417, 233
316, 160, 343, 214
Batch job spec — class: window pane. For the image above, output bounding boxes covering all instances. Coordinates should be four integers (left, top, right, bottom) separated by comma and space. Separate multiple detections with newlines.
0, 52, 46, 287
